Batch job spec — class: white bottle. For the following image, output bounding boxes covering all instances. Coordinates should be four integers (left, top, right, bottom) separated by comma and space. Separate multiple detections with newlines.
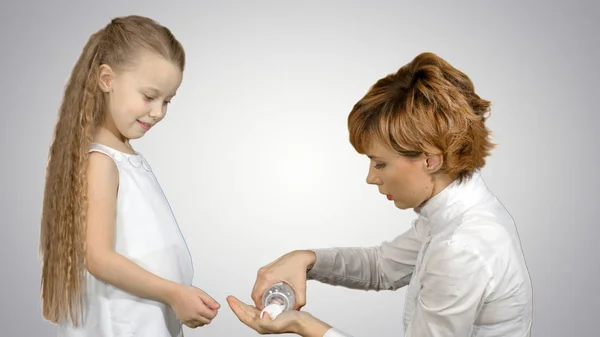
260, 281, 296, 320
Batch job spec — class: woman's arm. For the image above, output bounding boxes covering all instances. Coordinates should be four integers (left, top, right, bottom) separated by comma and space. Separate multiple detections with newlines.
306, 221, 424, 291
405, 241, 492, 336
250, 223, 424, 310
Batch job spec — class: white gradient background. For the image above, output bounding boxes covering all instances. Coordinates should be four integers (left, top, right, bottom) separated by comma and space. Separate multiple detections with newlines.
1, 0, 598, 336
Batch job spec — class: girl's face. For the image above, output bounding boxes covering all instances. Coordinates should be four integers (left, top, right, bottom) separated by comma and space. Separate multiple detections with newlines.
364, 139, 444, 210
98, 51, 183, 141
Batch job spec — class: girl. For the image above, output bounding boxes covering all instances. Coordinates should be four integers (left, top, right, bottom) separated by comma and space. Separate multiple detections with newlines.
39, 15, 219, 336
228, 52, 533, 337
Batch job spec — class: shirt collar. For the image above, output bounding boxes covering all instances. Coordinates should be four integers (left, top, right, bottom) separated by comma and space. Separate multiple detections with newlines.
415, 170, 489, 235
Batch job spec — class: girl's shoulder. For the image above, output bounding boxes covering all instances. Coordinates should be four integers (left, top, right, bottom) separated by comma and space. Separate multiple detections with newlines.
89, 142, 152, 173
87, 144, 120, 194
89, 142, 141, 160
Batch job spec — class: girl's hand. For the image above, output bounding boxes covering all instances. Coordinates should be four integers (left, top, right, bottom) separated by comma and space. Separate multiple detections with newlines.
227, 295, 331, 336
167, 285, 220, 328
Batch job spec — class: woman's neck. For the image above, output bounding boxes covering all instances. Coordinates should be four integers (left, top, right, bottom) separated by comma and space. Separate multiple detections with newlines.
431, 172, 455, 198
415, 172, 456, 211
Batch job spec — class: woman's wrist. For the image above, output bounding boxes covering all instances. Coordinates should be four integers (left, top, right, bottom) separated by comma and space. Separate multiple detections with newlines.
291, 249, 317, 272
295, 312, 332, 337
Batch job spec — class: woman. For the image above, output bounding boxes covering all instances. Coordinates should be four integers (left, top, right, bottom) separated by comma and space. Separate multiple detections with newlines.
227, 52, 533, 337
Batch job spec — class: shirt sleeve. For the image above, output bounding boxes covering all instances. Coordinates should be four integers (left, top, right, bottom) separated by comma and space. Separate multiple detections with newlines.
306, 225, 422, 291
405, 241, 493, 337
323, 327, 354, 337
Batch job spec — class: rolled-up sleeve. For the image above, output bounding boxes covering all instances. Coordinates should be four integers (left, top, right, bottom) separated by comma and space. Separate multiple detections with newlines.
405, 241, 493, 336
306, 226, 422, 291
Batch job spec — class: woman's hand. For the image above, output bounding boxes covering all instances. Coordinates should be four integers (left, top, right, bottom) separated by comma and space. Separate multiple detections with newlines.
167, 285, 220, 329
227, 296, 331, 336
251, 250, 317, 310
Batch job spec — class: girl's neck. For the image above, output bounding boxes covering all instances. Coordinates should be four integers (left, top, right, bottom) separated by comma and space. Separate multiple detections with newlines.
94, 125, 136, 155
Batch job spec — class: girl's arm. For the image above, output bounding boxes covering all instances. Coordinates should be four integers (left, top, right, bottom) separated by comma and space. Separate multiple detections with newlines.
84, 152, 219, 327
85, 151, 179, 303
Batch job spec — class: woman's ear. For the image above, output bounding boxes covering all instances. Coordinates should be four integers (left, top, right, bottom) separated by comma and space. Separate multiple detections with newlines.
424, 153, 443, 173
98, 64, 114, 93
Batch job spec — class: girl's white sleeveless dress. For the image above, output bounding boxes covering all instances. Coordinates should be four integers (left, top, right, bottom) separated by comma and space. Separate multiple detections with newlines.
58, 143, 194, 337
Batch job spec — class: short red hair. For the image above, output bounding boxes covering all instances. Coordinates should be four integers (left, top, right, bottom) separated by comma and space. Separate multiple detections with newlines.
348, 52, 495, 182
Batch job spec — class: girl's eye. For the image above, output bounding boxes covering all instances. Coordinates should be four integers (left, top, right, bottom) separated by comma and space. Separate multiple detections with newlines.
143, 94, 154, 101
375, 163, 386, 169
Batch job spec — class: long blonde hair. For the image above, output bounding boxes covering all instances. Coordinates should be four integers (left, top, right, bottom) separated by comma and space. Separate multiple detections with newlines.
39, 15, 185, 325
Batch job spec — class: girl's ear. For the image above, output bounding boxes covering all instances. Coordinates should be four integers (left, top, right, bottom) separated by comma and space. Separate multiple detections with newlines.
98, 64, 115, 92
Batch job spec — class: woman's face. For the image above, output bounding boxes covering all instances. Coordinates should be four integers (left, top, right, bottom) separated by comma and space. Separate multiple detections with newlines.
364, 140, 440, 210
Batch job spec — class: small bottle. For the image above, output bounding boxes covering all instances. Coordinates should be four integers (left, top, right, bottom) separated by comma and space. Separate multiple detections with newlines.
260, 281, 296, 320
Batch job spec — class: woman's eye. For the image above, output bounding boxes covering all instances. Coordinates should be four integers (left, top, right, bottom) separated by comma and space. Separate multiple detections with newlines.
375, 163, 386, 169
143, 94, 154, 101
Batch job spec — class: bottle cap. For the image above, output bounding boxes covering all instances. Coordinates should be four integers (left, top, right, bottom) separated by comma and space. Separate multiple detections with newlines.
260, 303, 284, 320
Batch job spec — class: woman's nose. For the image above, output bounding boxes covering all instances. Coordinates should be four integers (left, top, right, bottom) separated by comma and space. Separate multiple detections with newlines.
366, 172, 381, 185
